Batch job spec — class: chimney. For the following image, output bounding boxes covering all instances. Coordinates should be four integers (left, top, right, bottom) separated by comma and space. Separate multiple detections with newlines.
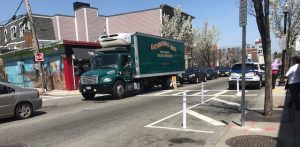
73, 2, 90, 11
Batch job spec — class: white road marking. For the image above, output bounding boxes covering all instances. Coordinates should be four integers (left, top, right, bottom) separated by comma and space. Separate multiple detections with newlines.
190, 90, 208, 96
172, 90, 191, 96
153, 90, 173, 96
187, 110, 225, 126
211, 98, 241, 107
145, 125, 214, 133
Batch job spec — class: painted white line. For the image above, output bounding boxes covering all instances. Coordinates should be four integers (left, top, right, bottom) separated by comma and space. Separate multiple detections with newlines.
187, 110, 225, 126
172, 90, 191, 96
203, 90, 229, 103
153, 90, 173, 96
211, 98, 241, 107
145, 125, 214, 133
191, 90, 208, 96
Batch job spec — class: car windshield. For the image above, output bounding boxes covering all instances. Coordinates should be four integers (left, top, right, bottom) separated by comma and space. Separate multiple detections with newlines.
92, 55, 118, 69
231, 64, 258, 70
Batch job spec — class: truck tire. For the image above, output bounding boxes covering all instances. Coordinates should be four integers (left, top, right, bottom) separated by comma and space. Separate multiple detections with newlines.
255, 80, 262, 89
82, 93, 95, 100
112, 80, 126, 99
162, 78, 173, 89
137, 81, 144, 94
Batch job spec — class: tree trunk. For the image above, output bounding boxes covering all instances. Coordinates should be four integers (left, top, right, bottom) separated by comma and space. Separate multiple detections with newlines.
252, 0, 273, 116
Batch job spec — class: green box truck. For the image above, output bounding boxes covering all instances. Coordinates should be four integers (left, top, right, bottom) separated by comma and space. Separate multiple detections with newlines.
79, 32, 185, 99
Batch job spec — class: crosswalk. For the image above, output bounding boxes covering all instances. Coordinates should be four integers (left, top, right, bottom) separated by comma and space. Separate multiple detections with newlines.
141, 90, 259, 97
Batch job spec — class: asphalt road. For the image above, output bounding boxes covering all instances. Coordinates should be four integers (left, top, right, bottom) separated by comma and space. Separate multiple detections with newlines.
0, 77, 264, 147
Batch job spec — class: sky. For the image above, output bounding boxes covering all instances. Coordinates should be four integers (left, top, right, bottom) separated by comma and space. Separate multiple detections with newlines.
0, 0, 280, 52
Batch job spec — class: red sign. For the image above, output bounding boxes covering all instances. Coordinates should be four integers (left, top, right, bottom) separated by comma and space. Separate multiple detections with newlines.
35, 53, 44, 61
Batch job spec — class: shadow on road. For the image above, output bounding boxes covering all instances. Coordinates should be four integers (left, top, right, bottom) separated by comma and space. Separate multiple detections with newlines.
0, 111, 46, 124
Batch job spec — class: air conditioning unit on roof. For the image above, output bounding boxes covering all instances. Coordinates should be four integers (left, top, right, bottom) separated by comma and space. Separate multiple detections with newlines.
99, 33, 132, 48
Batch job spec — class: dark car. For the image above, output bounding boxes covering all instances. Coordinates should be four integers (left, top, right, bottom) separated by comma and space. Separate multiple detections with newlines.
182, 67, 207, 84
205, 68, 218, 80
177, 73, 184, 85
215, 66, 230, 77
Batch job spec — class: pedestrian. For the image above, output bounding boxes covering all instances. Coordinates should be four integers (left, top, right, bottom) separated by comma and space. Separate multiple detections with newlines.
271, 58, 282, 89
284, 55, 300, 110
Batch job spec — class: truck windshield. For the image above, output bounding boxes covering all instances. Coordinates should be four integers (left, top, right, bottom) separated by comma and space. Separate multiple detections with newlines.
92, 55, 119, 69
231, 64, 258, 70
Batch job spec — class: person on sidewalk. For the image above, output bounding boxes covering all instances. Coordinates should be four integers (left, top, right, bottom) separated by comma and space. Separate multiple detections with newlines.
284, 55, 300, 110
272, 58, 282, 89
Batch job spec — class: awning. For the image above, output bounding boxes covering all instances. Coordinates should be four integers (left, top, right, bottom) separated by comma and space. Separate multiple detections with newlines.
72, 48, 99, 60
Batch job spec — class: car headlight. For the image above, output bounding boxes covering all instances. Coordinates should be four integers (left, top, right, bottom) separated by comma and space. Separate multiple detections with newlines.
189, 74, 195, 78
107, 70, 115, 74
103, 78, 112, 82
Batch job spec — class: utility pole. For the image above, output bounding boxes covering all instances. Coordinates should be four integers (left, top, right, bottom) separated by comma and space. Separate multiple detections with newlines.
24, 0, 45, 92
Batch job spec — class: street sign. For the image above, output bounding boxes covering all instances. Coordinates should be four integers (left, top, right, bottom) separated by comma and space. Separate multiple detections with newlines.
35, 53, 44, 61
239, 0, 247, 27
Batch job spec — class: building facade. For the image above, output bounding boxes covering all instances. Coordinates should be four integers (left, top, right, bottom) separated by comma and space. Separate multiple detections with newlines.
0, 2, 194, 90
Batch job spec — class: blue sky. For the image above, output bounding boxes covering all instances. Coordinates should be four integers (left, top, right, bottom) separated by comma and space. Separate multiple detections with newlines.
0, 0, 280, 52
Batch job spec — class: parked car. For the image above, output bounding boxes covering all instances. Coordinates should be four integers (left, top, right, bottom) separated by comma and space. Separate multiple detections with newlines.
228, 62, 265, 89
0, 82, 42, 120
215, 66, 230, 77
205, 68, 219, 80
182, 67, 207, 84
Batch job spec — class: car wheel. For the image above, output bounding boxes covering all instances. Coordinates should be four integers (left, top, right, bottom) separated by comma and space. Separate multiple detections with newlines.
112, 80, 126, 99
256, 80, 262, 89
82, 93, 95, 100
194, 77, 199, 84
203, 76, 207, 82
15, 102, 33, 120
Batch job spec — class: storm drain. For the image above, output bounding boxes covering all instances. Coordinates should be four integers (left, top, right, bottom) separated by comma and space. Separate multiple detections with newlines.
226, 135, 279, 147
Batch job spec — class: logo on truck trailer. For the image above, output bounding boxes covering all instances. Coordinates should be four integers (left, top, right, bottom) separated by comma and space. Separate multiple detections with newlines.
151, 41, 177, 52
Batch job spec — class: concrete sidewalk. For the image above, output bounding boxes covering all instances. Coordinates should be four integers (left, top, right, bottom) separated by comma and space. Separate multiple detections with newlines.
215, 86, 300, 147
36, 88, 81, 96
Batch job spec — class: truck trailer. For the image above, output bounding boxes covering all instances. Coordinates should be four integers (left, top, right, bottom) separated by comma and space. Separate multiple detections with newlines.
79, 32, 185, 99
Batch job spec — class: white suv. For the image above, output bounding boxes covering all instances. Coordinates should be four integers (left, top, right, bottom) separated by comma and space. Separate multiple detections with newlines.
228, 62, 265, 89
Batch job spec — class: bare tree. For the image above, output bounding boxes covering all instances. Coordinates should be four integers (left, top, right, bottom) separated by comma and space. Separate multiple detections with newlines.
193, 22, 221, 67
251, 0, 273, 116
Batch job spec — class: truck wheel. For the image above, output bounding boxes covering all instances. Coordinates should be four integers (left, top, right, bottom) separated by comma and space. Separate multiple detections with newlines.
82, 93, 95, 100
229, 84, 235, 90
162, 78, 173, 89
137, 81, 144, 94
112, 80, 126, 99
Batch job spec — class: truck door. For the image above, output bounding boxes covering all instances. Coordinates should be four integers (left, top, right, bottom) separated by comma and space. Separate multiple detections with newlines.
121, 55, 133, 82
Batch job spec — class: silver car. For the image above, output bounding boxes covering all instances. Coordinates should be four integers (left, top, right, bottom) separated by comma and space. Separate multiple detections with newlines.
0, 82, 42, 119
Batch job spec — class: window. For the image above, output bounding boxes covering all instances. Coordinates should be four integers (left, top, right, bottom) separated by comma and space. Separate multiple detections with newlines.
10, 26, 17, 40
19, 23, 25, 37
0, 85, 15, 95
4, 30, 7, 42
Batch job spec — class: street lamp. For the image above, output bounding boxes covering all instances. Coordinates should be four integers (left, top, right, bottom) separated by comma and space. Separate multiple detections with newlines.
280, 0, 289, 77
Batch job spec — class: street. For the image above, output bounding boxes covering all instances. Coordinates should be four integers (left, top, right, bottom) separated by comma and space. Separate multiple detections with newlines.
0, 77, 264, 147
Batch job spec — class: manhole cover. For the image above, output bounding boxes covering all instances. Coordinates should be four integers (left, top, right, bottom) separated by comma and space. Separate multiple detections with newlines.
226, 135, 279, 147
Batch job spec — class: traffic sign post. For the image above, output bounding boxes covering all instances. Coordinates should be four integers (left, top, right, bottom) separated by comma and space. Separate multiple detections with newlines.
240, 0, 247, 126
